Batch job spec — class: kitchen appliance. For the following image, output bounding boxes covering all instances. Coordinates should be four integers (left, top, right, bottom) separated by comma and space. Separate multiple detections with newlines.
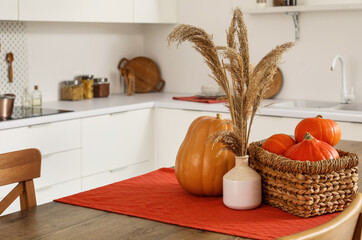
0, 94, 15, 119
118, 57, 165, 93
0, 106, 72, 121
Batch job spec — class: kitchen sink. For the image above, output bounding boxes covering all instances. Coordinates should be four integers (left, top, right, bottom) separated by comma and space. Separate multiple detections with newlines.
271, 100, 340, 109
333, 103, 362, 111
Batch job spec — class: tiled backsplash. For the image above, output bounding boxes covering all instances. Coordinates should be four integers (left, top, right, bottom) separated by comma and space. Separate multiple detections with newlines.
0, 22, 28, 106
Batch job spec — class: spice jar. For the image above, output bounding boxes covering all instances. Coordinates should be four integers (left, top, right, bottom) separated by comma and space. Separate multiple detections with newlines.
61, 80, 84, 101
93, 78, 110, 98
80, 75, 94, 99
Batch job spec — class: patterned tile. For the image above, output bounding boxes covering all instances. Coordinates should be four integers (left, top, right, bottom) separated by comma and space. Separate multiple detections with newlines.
0, 22, 28, 106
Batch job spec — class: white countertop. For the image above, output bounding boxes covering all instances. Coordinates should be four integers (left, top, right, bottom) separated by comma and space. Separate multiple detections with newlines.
1, 92, 361, 130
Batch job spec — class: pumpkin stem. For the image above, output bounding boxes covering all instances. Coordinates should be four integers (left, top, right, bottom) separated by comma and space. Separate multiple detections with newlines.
216, 113, 222, 119
304, 132, 313, 140
316, 115, 323, 118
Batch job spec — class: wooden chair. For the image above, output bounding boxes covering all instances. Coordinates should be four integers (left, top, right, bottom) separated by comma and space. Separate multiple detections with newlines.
278, 193, 362, 240
0, 148, 41, 215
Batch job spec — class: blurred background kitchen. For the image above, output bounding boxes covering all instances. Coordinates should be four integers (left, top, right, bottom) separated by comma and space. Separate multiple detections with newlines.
0, 0, 361, 104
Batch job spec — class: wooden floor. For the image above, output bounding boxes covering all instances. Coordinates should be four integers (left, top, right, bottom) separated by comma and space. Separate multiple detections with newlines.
0, 202, 251, 240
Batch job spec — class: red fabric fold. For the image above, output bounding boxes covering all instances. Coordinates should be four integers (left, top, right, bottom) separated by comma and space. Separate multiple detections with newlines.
173, 96, 226, 103
55, 168, 339, 240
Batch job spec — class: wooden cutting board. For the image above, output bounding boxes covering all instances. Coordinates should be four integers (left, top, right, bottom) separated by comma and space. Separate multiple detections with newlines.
118, 57, 165, 93
264, 68, 283, 99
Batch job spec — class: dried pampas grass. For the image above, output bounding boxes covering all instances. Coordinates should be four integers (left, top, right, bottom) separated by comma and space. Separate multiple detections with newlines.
168, 8, 294, 156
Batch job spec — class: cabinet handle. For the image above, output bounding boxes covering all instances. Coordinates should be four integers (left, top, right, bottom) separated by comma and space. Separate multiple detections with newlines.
36, 185, 53, 192
109, 160, 150, 173
109, 112, 126, 117
109, 166, 127, 173
42, 153, 54, 159
28, 123, 51, 128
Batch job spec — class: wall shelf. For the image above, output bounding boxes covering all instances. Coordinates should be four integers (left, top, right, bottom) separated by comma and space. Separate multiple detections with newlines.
244, 3, 362, 14
244, 3, 362, 41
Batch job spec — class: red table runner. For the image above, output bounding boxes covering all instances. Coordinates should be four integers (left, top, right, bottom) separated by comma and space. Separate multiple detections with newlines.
173, 96, 226, 103
55, 168, 339, 240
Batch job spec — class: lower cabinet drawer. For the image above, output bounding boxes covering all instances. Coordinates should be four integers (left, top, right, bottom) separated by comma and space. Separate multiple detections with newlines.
0, 119, 81, 155
0, 179, 82, 215
34, 149, 82, 189
36, 179, 82, 205
82, 160, 154, 191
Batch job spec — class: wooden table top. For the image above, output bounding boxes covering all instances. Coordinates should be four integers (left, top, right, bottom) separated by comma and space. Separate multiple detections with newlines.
0, 139, 360, 240
0, 202, 250, 240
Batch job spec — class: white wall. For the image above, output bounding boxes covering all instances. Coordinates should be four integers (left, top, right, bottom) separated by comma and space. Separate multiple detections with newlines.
26, 22, 144, 102
144, 0, 362, 103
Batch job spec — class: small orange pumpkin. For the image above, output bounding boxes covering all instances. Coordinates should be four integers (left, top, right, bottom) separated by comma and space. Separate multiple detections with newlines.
175, 114, 235, 196
284, 132, 340, 161
294, 115, 341, 146
262, 133, 296, 155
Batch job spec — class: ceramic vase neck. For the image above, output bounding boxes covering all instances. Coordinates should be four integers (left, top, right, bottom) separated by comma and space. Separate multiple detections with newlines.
235, 155, 249, 167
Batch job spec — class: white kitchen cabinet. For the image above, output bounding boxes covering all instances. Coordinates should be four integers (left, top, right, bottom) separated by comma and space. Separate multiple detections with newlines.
154, 108, 228, 168
19, 0, 83, 22
0, 0, 18, 21
335, 121, 362, 142
0, 119, 82, 215
34, 149, 82, 189
82, 108, 153, 176
250, 115, 301, 142
36, 179, 81, 205
82, 159, 153, 191
82, 0, 133, 23
18, 0, 177, 23
134, 0, 179, 23
0, 119, 81, 155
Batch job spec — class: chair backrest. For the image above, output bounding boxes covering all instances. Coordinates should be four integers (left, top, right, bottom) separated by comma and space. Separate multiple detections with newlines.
277, 193, 362, 240
0, 148, 41, 215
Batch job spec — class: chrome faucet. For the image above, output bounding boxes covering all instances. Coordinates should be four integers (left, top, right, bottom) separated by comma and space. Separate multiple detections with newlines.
331, 55, 354, 104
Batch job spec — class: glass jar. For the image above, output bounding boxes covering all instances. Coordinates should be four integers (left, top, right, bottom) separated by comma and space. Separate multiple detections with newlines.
61, 80, 84, 101
80, 75, 94, 99
93, 78, 110, 98
31, 85, 42, 107
22, 88, 32, 108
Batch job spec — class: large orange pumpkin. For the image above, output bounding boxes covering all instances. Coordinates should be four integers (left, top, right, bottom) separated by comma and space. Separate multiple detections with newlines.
294, 115, 341, 146
175, 114, 235, 196
262, 133, 295, 155
284, 132, 339, 161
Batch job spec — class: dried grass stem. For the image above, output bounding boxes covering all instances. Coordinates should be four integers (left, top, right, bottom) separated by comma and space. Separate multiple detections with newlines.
168, 8, 294, 156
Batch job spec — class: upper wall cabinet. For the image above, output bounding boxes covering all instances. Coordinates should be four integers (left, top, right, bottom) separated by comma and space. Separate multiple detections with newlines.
18, 0, 178, 23
0, 0, 19, 21
19, 0, 83, 22
134, 0, 179, 23
82, 0, 133, 23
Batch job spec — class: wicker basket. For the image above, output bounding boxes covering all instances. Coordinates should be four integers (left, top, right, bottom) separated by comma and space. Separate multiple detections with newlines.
249, 141, 359, 218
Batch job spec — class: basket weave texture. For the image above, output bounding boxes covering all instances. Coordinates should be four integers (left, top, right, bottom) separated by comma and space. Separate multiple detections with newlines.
249, 141, 359, 218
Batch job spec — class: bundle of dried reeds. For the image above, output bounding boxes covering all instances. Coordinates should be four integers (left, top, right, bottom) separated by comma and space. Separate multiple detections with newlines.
168, 8, 294, 156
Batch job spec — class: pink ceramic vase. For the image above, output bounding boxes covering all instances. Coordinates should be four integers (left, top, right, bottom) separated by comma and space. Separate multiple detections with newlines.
223, 155, 262, 210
